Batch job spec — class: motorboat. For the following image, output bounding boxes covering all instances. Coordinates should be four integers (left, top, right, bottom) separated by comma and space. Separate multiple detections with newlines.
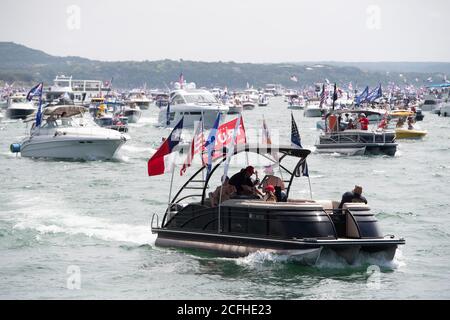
6, 94, 36, 120
94, 114, 129, 132
304, 102, 324, 118
257, 95, 269, 107
12, 105, 128, 160
151, 144, 405, 264
395, 128, 427, 139
287, 94, 306, 110
439, 102, 450, 117
158, 89, 229, 128
226, 101, 243, 114
241, 99, 256, 110
315, 112, 397, 156
126, 90, 152, 110
122, 104, 142, 123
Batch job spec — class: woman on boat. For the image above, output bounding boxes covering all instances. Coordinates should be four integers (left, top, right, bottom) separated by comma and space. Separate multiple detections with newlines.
210, 176, 237, 207
263, 185, 277, 202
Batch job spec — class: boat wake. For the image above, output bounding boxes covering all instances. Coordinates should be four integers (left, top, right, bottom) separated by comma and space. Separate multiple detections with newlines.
11, 196, 156, 246
231, 248, 405, 271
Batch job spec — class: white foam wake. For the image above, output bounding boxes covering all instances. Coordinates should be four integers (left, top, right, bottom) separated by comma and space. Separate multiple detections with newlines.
11, 196, 156, 246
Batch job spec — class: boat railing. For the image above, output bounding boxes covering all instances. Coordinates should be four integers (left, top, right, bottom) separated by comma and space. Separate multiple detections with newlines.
167, 204, 339, 239
150, 213, 160, 233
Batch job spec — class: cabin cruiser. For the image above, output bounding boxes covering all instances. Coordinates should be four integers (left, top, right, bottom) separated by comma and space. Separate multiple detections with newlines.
6, 94, 36, 119
121, 104, 142, 123
439, 102, 450, 117
241, 98, 256, 110
315, 111, 397, 156
257, 94, 269, 107
12, 105, 128, 160
158, 89, 229, 128
126, 90, 152, 110
151, 144, 405, 264
304, 101, 324, 118
287, 94, 306, 110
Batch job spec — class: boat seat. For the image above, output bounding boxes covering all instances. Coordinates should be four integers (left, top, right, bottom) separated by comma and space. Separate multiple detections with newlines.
221, 199, 323, 211
343, 203, 371, 211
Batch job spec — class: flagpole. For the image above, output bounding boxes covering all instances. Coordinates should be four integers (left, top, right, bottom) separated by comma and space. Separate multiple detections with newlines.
167, 161, 176, 215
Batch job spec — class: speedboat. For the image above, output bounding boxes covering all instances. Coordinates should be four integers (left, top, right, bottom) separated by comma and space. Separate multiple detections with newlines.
395, 128, 427, 139
122, 104, 142, 123
12, 105, 128, 160
241, 99, 256, 110
287, 94, 306, 110
439, 102, 450, 117
6, 94, 36, 119
151, 144, 405, 264
126, 90, 152, 110
258, 95, 269, 107
94, 114, 129, 132
158, 89, 229, 128
304, 102, 324, 118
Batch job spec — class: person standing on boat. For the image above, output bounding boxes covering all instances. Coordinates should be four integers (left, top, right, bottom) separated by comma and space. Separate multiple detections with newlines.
229, 166, 261, 197
338, 185, 368, 211
358, 113, 369, 130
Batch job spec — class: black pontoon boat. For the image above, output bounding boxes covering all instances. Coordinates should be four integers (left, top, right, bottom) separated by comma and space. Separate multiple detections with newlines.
151, 144, 405, 264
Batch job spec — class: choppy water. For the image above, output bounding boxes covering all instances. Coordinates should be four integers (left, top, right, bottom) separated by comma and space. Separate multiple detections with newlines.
1, 98, 449, 299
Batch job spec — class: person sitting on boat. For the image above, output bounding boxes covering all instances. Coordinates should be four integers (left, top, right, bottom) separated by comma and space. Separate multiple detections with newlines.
407, 116, 415, 130
263, 185, 277, 202
229, 166, 261, 198
261, 165, 287, 201
396, 117, 405, 128
210, 176, 237, 207
358, 113, 369, 130
346, 118, 356, 130
337, 185, 368, 212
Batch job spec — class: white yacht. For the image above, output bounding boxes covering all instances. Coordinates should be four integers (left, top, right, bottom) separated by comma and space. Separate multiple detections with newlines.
6, 94, 36, 119
158, 89, 229, 128
304, 101, 324, 118
45, 75, 110, 105
126, 90, 152, 110
15, 105, 128, 160
122, 104, 142, 123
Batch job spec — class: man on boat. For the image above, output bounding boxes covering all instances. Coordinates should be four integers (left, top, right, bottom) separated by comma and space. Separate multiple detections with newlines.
358, 113, 369, 130
229, 166, 261, 198
338, 185, 368, 211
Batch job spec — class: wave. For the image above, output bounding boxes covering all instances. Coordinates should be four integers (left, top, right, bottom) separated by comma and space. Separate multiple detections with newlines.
10, 195, 156, 246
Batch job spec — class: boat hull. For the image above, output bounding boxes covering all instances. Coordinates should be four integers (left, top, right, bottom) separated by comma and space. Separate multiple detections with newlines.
315, 143, 397, 156
123, 110, 142, 123
20, 137, 126, 160
154, 229, 402, 265
395, 129, 427, 139
304, 108, 323, 117
6, 108, 35, 120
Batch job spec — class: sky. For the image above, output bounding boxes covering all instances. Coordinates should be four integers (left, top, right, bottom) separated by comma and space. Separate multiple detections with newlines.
1, 0, 449, 63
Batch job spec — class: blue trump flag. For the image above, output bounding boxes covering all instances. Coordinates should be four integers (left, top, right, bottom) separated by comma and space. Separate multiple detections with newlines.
366, 84, 383, 103
355, 86, 369, 106
290, 112, 308, 177
26, 82, 44, 127
204, 113, 221, 177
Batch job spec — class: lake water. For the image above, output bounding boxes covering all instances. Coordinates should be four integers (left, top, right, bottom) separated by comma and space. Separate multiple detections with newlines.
1, 97, 449, 299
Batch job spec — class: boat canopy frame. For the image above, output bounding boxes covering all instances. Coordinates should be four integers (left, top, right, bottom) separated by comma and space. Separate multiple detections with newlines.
163, 144, 311, 225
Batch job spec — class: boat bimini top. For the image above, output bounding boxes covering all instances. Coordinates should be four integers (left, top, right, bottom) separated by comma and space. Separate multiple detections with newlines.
165, 144, 311, 225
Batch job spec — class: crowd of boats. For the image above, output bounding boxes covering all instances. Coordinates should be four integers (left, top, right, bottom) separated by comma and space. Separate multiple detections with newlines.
2, 74, 449, 265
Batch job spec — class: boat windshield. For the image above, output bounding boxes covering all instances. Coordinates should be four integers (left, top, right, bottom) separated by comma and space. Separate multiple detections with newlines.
184, 94, 218, 104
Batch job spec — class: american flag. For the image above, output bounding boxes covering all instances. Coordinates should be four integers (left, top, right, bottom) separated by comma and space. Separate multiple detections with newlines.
291, 112, 308, 177
319, 84, 326, 108
180, 120, 205, 176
